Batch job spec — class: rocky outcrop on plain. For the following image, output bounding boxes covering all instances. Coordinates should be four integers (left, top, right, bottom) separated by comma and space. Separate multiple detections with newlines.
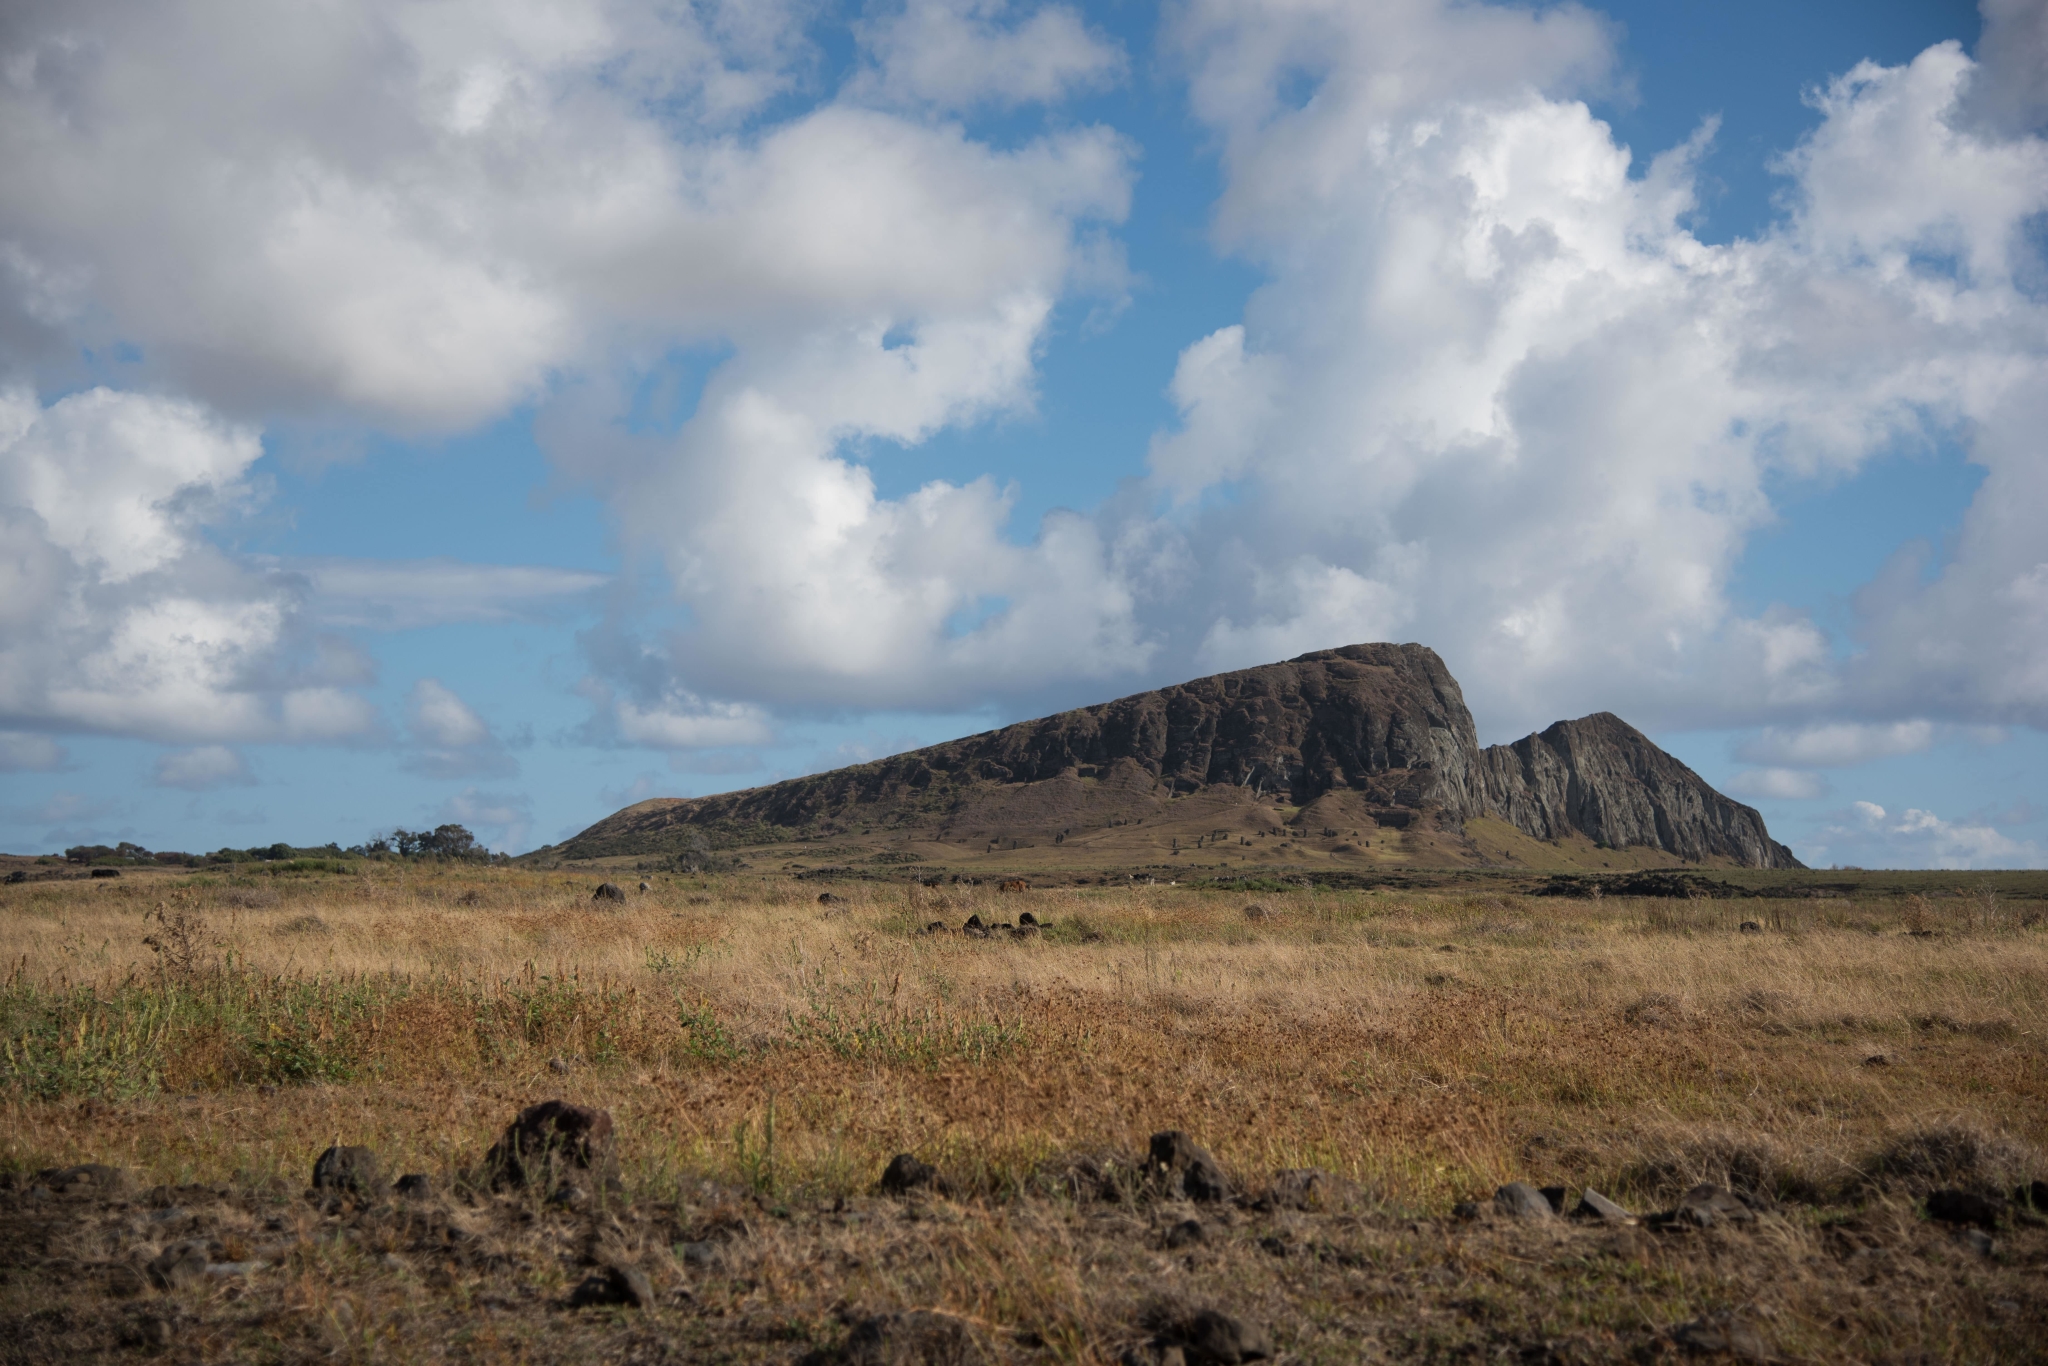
551, 643, 1802, 868
1479, 712, 1801, 868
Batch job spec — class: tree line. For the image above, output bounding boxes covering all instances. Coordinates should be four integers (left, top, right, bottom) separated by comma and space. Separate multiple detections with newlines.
61, 824, 504, 866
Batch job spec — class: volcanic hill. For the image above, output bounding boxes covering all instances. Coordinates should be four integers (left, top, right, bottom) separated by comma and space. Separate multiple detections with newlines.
545, 644, 1802, 876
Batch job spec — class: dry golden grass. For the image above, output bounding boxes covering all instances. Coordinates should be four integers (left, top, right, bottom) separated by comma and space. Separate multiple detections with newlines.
4, 866, 2043, 1203
1, 865, 2044, 1362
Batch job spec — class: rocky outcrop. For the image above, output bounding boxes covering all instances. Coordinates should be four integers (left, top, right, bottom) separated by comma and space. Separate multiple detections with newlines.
551, 643, 1802, 868
1480, 713, 1802, 868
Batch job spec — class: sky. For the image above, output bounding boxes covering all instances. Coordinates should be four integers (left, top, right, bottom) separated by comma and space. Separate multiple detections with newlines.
1, 0, 2045, 870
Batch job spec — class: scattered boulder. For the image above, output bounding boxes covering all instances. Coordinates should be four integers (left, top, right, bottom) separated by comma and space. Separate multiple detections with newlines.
1926, 1188, 2004, 1229
879, 1153, 938, 1195
1242, 904, 1271, 923
1010, 923, 1041, 939
91, 867, 121, 878
1572, 1189, 1633, 1222
963, 914, 985, 930
922, 921, 950, 935
4, 870, 26, 884
1164, 1217, 1205, 1249
833, 1310, 995, 1366
1664, 1183, 1755, 1229
818, 892, 844, 906
146, 1241, 207, 1291
1739, 921, 1762, 933
638, 880, 651, 893
593, 882, 626, 903
1149, 1131, 1230, 1203
1670, 1311, 1769, 1361
1494, 1182, 1555, 1221
1018, 911, 1039, 926
482, 1100, 617, 1190
394, 1173, 432, 1199
1143, 1307, 1272, 1365
311, 1145, 383, 1198
569, 1263, 655, 1310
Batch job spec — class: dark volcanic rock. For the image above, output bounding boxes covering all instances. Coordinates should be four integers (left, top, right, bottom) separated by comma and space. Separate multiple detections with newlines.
1482, 712, 1800, 867
1494, 1182, 1556, 1220
1149, 1131, 1230, 1202
1927, 1188, 2005, 1229
878, 1153, 938, 1195
482, 1100, 617, 1190
1145, 1307, 1273, 1365
570, 1263, 655, 1309
311, 1145, 382, 1198
552, 643, 1800, 868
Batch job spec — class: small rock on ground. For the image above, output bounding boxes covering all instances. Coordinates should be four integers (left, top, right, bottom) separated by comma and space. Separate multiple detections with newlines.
569, 1264, 654, 1309
1149, 1131, 1230, 1203
146, 1242, 207, 1291
1927, 1188, 2004, 1229
1494, 1182, 1555, 1220
1147, 1308, 1272, 1365
311, 1145, 383, 1198
1573, 1189, 1633, 1222
879, 1153, 938, 1195
592, 882, 626, 903
1667, 1183, 1754, 1228
482, 1100, 617, 1190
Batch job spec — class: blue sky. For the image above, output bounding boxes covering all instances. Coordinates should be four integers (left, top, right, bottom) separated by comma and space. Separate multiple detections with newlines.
2, 0, 2044, 869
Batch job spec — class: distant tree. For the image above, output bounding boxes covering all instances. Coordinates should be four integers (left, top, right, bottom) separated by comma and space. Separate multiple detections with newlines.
425, 824, 477, 857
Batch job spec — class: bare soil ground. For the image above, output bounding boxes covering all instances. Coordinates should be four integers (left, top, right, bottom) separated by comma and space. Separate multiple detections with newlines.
0, 865, 2043, 1362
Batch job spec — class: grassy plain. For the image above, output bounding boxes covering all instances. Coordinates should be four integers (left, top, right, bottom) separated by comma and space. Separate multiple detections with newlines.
0, 863, 2044, 1362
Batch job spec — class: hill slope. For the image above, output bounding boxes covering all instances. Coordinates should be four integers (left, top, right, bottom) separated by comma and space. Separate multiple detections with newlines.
547, 644, 1801, 871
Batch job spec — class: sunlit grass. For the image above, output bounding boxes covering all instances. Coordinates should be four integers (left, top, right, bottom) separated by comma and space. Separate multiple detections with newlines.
0, 866, 2041, 1210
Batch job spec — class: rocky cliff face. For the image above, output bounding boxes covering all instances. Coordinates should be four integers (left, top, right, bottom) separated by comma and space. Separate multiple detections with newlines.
556, 643, 1802, 869
1479, 712, 1801, 868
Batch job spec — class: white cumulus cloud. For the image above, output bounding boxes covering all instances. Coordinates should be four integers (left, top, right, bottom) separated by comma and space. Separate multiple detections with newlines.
1121, 1, 2048, 742
1737, 721, 1937, 768
853, 0, 1126, 110
0, 387, 378, 744
1809, 797, 2045, 869
405, 678, 516, 779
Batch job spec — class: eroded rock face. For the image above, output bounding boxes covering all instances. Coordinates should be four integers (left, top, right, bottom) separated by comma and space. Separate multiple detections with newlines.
553, 642, 1802, 868
1480, 712, 1801, 868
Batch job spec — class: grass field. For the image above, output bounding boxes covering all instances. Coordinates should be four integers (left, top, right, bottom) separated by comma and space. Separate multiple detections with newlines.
1, 863, 2043, 1362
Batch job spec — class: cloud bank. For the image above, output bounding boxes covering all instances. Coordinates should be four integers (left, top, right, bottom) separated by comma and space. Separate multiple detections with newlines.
1, 0, 2043, 870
